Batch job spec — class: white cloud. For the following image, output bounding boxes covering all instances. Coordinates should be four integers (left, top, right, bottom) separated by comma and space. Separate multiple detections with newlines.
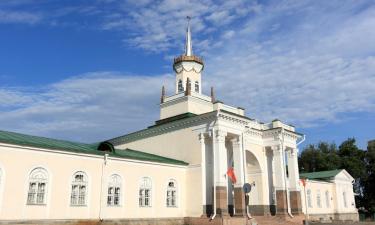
0, 10, 42, 24
0, 72, 174, 142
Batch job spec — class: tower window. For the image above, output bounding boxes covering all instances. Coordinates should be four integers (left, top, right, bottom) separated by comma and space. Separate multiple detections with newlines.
195, 81, 199, 92
178, 80, 183, 92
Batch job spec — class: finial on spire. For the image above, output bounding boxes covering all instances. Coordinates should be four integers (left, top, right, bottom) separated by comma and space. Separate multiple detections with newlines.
161, 86, 166, 103
185, 16, 193, 56
211, 87, 216, 103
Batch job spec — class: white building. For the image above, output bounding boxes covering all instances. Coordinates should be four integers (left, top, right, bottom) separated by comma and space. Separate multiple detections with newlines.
0, 20, 358, 225
300, 169, 358, 222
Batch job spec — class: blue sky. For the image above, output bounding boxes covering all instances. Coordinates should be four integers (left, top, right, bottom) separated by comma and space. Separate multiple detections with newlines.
0, 0, 374, 149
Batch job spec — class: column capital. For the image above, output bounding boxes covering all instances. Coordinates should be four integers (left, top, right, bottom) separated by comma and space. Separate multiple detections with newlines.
290, 148, 298, 156
271, 145, 281, 151
215, 129, 227, 142
230, 136, 241, 145
198, 132, 205, 142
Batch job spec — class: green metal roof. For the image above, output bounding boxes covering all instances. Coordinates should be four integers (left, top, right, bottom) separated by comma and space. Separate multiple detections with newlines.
0, 130, 188, 166
299, 169, 343, 180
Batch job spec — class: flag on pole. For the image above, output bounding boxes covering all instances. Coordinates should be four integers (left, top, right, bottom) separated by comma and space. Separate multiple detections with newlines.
226, 167, 237, 184
301, 179, 307, 187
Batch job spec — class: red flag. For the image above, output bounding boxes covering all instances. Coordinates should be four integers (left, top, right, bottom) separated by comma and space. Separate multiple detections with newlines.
226, 167, 237, 184
301, 179, 306, 187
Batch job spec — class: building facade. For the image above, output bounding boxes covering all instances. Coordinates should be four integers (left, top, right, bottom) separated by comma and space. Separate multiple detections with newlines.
0, 21, 358, 224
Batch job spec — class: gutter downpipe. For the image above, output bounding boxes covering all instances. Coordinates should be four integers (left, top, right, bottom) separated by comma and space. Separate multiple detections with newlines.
241, 133, 252, 220
210, 110, 220, 221
99, 153, 108, 221
280, 128, 293, 218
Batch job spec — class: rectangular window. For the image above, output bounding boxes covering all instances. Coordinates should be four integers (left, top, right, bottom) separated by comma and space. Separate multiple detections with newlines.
317, 190, 321, 208
27, 183, 37, 204
307, 189, 312, 208
325, 191, 330, 208
27, 182, 46, 205
139, 188, 151, 207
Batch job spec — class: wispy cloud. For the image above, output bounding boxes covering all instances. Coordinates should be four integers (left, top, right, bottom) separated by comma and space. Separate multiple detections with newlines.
0, 72, 174, 142
0, 10, 42, 24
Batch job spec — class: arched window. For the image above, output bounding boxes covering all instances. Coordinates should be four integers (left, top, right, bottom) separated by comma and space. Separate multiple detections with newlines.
317, 190, 321, 208
166, 179, 177, 207
343, 192, 347, 208
70, 171, 87, 206
27, 167, 48, 205
195, 81, 199, 92
139, 177, 152, 207
178, 80, 183, 92
107, 174, 121, 206
325, 191, 330, 208
307, 189, 312, 208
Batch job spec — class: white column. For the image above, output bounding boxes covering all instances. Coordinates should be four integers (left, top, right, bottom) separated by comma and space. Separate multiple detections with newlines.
214, 130, 228, 186
232, 137, 244, 187
199, 133, 207, 207
272, 145, 286, 190
287, 148, 300, 191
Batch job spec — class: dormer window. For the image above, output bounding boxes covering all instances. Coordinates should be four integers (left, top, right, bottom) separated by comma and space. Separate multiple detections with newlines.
178, 80, 183, 92
195, 81, 199, 92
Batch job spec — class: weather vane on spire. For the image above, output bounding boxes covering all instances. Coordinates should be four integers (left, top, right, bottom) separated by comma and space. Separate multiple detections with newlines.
185, 16, 193, 56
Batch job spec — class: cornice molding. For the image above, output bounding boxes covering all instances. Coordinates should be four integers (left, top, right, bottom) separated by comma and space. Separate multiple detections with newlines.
108, 111, 217, 146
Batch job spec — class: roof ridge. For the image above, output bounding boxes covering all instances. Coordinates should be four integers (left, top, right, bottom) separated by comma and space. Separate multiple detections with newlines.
0, 129, 93, 146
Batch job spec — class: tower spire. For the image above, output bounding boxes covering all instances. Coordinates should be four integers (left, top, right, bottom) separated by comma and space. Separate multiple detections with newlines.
185, 16, 192, 56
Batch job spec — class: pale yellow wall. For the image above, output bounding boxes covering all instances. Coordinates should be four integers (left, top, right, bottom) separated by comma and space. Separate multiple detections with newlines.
243, 143, 269, 206
185, 166, 203, 217
0, 144, 189, 220
116, 127, 201, 165
160, 96, 213, 120
300, 180, 335, 215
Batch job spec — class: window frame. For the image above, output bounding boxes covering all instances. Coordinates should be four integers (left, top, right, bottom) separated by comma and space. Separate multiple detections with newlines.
194, 81, 199, 93
307, 189, 312, 208
316, 190, 321, 208
178, 80, 184, 92
139, 177, 152, 207
325, 190, 330, 208
166, 179, 178, 208
107, 174, 122, 207
26, 167, 48, 205
70, 171, 88, 207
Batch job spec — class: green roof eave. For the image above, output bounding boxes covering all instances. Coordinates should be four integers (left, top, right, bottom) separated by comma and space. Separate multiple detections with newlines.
0, 130, 188, 166
299, 169, 343, 180
111, 148, 189, 166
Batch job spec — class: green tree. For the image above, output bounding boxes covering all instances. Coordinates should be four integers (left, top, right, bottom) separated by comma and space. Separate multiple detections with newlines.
363, 141, 375, 213
298, 142, 341, 172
